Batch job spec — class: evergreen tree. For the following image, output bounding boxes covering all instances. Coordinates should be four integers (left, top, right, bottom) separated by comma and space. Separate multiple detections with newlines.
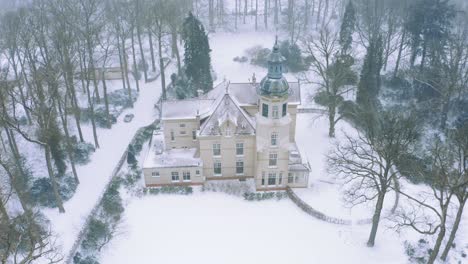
339, 0, 356, 54
356, 35, 384, 110
182, 12, 213, 95
406, 0, 455, 69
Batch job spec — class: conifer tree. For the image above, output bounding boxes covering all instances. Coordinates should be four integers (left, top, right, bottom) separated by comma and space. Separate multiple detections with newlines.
182, 12, 213, 95
356, 35, 383, 110
339, 0, 356, 55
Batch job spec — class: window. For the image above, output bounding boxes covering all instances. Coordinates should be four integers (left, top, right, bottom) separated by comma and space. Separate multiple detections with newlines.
269, 153, 278, 167
271, 132, 278, 146
236, 160, 244, 175
272, 105, 279, 119
225, 126, 232, 137
170, 130, 175, 141
288, 172, 294, 183
196, 170, 200, 176
192, 130, 197, 140
268, 172, 276, 186
152, 171, 160, 177
261, 172, 265, 185
213, 143, 221, 156
180, 130, 186, 135
214, 160, 222, 176
279, 172, 283, 185
282, 103, 287, 117
183, 171, 191, 181
236, 142, 244, 156
262, 103, 269, 117
180, 124, 186, 128
171, 172, 179, 182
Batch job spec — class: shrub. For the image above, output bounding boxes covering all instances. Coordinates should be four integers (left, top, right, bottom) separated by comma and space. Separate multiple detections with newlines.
107, 89, 138, 108
70, 137, 96, 165
101, 180, 124, 221
145, 186, 193, 195
233, 56, 248, 63
243, 192, 288, 201
81, 218, 111, 252
73, 252, 100, 264
30, 173, 78, 208
247, 45, 270, 68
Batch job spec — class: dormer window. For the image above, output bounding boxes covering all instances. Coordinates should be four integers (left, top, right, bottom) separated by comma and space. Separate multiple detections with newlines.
282, 103, 287, 117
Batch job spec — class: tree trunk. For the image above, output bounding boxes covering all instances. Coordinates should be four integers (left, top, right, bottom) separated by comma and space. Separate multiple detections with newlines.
274, 0, 278, 25
0, 186, 10, 221
393, 28, 406, 78
235, 0, 238, 29
136, 0, 148, 83
440, 199, 465, 261
84, 69, 100, 149
64, 50, 85, 142
86, 39, 101, 103
328, 104, 336, 137
209, 0, 214, 31
440, 96, 450, 130
244, 0, 247, 24
116, 33, 127, 91
367, 192, 385, 247
148, 31, 156, 72
419, 41, 427, 72
44, 146, 65, 213
130, 27, 140, 92
171, 27, 182, 74
255, 0, 258, 31
11, 51, 32, 124
316, 0, 323, 27
101, 70, 111, 128
158, 32, 167, 101
264, 0, 268, 29
304, 0, 310, 32
121, 36, 133, 107
427, 220, 446, 264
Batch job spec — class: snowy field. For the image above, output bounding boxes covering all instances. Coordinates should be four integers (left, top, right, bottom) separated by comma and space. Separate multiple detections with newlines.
96, 30, 440, 264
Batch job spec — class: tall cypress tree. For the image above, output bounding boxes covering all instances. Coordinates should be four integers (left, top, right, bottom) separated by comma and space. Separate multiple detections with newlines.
356, 35, 383, 110
339, 0, 356, 55
182, 12, 213, 95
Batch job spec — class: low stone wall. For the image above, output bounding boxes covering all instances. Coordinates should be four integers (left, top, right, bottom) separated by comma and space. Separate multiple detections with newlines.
286, 186, 352, 225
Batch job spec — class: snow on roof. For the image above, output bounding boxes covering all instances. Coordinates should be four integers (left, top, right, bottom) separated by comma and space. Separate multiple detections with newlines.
199, 92, 256, 136
161, 99, 215, 120
161, 80, 301, 120
143, 132, 203, 168
205, 81, 301, 105
288, 143, 310, 172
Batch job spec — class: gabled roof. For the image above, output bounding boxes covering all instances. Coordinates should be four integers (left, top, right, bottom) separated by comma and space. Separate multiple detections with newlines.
199, 92, 256, 136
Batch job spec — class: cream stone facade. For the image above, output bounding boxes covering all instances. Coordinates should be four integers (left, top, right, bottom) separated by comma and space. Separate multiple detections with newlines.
143, 41, 310, 191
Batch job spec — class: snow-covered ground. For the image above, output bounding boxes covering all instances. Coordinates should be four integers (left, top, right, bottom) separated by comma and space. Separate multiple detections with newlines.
40, 66, 173, 258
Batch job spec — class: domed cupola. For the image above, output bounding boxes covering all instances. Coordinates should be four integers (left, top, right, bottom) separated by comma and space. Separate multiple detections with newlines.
258, 38, 290, 97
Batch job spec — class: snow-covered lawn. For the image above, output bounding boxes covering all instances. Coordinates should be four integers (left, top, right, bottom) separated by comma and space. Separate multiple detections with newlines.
99, 192, 407, 264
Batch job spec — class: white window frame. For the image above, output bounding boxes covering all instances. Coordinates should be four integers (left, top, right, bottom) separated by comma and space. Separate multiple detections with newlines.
269, 153, 278, 167
196, 170, 200, 176
272, 105, 279, 119
261, 172, 266, 186
213, 160, 222, 176
268, 172, 276, 186
279, 172, 283, 185
183, 171, 191, 182
180, 123, 186, 128
192, 130, 197, 140
213, 143, 221, 156
236, 142, 244, 156
151, 171, 160, 177
171, 172, 179, 182
271, 132, 278, 146
236, 160, 244, 175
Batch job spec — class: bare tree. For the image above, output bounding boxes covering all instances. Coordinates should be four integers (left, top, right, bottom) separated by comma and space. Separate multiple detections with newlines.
302, 27, 357, 137
328, 110, 419, 247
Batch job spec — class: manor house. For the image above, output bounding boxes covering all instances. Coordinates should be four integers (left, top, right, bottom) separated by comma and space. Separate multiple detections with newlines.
143, 40, 310, 191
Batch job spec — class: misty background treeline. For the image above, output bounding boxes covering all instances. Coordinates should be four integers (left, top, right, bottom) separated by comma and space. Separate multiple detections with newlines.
0, 0, 467, 263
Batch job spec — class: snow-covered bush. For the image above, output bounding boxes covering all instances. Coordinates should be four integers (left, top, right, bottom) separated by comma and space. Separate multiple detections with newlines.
107, 89, 138, 108
29, 173, 77, 208
73, 253, 99, 264
202, 180, 254, 197
246, 45, 270, 68
404, 239, 431, 264
233, 56, 248, 63
145, 186, 193, 195
243, 192, 288, 201
71, 137, 96, 165
101, 180, 124, 221
81, 218, 112, 252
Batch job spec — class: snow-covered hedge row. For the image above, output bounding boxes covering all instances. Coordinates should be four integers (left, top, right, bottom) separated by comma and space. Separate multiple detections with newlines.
286, 187, 351, 225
